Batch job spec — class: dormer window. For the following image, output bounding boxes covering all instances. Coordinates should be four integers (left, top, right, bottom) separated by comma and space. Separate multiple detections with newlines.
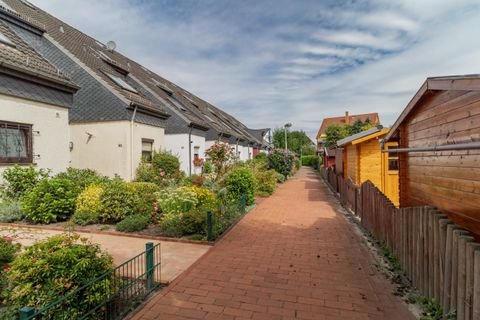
0, 31, 15, 48
106, 73, 138, 93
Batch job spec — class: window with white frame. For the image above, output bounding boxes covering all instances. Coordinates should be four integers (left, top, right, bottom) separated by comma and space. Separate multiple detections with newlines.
0, 121, 33, 164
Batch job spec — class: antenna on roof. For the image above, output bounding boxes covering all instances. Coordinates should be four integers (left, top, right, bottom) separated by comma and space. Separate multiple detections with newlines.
106, 40, 116, 52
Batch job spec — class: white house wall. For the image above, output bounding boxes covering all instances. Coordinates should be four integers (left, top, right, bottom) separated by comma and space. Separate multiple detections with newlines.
165, 133, 205, 175
70, 121, 164, 180
0, 93, 70, 179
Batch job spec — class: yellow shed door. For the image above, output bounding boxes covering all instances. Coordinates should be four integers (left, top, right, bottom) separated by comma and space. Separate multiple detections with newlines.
382, 143, 399, 206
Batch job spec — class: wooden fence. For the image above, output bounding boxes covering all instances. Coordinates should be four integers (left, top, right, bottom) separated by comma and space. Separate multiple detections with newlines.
322, 168, 480, 320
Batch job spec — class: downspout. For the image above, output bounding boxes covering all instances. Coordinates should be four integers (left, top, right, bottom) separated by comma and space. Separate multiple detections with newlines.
236, 138, 239, 160
188, 125, 193, 177
130, 105, 138, 181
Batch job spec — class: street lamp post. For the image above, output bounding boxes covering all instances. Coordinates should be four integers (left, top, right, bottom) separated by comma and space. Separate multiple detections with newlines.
284, 123, 292, 151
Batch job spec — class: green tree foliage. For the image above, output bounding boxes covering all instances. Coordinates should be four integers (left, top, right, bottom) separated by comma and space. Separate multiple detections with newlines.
272, 129, 314, 154
268, 149, 294, 178
324, 118, 376, 147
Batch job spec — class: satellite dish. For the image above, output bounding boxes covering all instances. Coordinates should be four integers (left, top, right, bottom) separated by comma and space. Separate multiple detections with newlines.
106, 41, 116, 52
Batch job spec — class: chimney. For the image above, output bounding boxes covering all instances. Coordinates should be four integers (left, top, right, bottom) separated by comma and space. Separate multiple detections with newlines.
345, 111, 349, 125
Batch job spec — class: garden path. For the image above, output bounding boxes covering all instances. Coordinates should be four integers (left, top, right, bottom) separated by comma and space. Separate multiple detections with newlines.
0, 226, 210, 283
133, 167, 415, 320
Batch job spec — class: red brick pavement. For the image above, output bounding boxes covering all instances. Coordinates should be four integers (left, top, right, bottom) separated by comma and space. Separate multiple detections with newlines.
133, 167, 415, 320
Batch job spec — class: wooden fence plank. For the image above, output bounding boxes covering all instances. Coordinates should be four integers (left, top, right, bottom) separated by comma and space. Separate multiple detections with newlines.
443, 224, 457, 310
438, 218, 451, 308
451, 229, 469, 312
457, 235, 474, 320
472, 250, 480, 320
465, 243, 480, 320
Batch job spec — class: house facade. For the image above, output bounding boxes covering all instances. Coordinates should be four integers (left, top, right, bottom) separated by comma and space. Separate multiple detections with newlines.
385, 75, 480, 236
0, 9, 78, 178
4, 0, 268, 178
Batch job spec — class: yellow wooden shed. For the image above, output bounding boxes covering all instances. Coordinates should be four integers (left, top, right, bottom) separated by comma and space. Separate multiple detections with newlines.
337, 126, 399, 206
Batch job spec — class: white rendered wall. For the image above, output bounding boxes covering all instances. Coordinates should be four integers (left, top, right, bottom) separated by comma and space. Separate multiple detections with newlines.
70, 121, 164, 180
0, 93, 70, 179
165, 133, 205, 175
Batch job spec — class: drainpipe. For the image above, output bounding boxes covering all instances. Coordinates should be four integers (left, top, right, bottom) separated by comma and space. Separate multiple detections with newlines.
130, 105, 138, 181
188, 125, 193, 177
236, 138, 240, 160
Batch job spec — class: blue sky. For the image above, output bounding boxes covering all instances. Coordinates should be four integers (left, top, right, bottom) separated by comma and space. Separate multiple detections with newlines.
32, 0, 480, 138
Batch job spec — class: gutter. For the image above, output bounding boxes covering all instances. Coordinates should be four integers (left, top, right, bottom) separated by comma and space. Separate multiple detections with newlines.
381, 141, 480, 153
130, 105, 138, 181
188, 125, 193, 177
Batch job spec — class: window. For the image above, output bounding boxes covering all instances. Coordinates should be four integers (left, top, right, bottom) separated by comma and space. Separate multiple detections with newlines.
141, 139, 153, 162
193, 146, 200, 159
105, 73, 138, 93
0, 121, 32, 164
388, 146, 399, 171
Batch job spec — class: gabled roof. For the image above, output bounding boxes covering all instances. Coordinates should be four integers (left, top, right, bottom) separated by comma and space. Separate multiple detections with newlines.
316, 112, 380, 140
0, 18, 77, 92
336, 126, 386, 147
385, 74, 480, 141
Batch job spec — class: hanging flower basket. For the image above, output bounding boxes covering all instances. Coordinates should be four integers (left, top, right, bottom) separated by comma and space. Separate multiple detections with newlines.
193, 157, 204, 167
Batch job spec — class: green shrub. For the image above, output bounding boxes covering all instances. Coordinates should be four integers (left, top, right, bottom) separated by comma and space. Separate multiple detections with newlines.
136, 151, 183, 187
116, 214, 149, 232
0, 201, 24, 222
71, 209, 98, 226
1, 165, 49, 200
224, 167, 256, 206
156, 187, 198, 215
75, 184, 104, 221
151, 150, 180, 176
254, 152, 268, 161
2, 234, 113, 318
159, 212, 183, 237
95, 181, 159, 223
21, 178, 80, 224
202, 160, 213, 174
179, 208, 207, 235
301, 155, 320, 169
188, 185, 218, 211
295, 159, 301, 170
55, 167, 109, 190
268, 149, 293, 178
0, 236, 20, 270
255, 169, 277, 196
276, 172, 286, 183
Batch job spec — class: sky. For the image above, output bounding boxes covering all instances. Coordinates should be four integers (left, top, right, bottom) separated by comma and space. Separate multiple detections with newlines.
30, 0, 480, 139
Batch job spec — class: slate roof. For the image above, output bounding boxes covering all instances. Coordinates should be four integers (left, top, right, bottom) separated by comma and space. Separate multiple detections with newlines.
0, 14, 76, 91
4, 0, 263, 145
316, 112, 380, 140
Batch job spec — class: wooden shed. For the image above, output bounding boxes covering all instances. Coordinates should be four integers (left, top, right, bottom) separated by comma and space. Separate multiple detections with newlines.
337, 126, 399, 206
384, 75, 480, 236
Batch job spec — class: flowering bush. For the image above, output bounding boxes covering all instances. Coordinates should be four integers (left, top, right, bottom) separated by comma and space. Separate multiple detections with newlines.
156, 187, 198, 215
136, 150, 183, 187
268, 149, 294, 178
205, 143, 234, 178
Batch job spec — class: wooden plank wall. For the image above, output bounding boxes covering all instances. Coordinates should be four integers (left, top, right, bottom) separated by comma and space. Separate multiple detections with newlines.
401, 89, 480, 236
359, 139, 382, 187
323, 171, 480, 319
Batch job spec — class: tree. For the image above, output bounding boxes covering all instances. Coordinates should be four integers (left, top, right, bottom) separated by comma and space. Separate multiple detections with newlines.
272, 129, 313, 155
324, 119, 377, 148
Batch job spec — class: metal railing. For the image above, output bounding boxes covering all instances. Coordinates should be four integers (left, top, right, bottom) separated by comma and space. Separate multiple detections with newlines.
18, 242, 161, 320
207, 193, 246, 241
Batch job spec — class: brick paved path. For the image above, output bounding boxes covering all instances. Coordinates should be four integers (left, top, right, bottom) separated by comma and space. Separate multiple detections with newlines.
134, 168, 415, 320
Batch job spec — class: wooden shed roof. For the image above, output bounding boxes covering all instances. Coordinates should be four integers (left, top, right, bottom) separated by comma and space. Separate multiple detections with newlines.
385, 74, 480, 141
336, 126, 387, 147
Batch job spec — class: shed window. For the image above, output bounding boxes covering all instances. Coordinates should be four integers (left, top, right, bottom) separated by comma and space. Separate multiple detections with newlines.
388, 146, 399, 171
141, 139, 153, 162
0, 121, 32, 164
